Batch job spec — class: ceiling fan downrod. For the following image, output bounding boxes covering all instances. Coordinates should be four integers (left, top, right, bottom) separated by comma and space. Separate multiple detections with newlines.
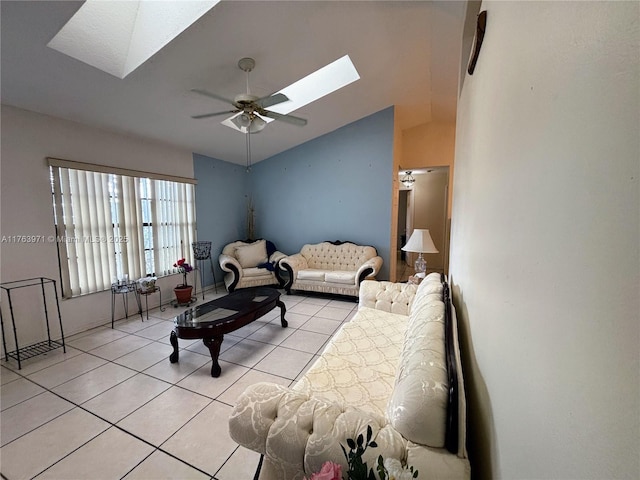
238, 57, 255, 95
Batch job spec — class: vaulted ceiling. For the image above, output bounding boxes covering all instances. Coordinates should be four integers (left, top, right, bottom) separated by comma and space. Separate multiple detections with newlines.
1, 1, 466, 165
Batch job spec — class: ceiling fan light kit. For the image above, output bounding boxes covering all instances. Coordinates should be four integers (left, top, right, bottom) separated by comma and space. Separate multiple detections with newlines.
230, 112, 266, 133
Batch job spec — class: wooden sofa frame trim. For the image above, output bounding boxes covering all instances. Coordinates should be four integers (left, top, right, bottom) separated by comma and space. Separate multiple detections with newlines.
442, 273, 460, 454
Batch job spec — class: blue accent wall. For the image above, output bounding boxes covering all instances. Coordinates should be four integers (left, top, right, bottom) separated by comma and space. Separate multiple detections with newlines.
251, 107, 394, 279
193, 153, 249, 288
193, 107, 395, 285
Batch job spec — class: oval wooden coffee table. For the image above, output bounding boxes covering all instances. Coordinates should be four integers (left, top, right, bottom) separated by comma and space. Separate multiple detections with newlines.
169, 287, 287, 377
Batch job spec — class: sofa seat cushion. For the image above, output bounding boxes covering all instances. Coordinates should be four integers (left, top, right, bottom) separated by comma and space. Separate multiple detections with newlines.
292, 355, 396, 417
297, 269, 326, 281
292, 307, 408, 417
321, 307, 407, 376
325, 270, 356, 285
243, 267, 275, 278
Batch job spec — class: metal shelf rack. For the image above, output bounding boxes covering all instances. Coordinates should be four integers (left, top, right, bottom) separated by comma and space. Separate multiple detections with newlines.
192, 241, 217, 299
0, 277, 65, 370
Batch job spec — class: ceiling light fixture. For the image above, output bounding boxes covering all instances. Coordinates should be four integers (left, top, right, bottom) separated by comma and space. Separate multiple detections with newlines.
401, 171, 415, 188
228, 111, 266, 134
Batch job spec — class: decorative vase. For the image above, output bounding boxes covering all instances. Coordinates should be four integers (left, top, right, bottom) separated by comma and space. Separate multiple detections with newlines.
174, 285, 193, 304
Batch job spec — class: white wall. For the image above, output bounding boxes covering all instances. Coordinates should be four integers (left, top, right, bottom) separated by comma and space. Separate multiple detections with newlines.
1, 106, 195, 349
449, 2, 639, 479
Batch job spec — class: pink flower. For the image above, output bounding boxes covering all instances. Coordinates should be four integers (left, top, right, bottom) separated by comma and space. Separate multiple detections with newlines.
307, 461, 342, 480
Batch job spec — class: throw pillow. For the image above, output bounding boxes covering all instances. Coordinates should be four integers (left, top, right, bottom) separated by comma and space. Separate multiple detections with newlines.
235, 240, 268, 268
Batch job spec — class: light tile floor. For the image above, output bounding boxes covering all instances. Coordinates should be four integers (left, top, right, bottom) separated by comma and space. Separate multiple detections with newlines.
0, 288, 357, 480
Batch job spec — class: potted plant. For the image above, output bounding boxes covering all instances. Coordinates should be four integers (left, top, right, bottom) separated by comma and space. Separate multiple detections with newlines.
173, 258, 193, 304
304, 426, 418, 480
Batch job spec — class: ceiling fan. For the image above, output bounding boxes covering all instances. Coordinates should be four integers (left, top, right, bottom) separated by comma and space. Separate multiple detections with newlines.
191, 57, 307, 134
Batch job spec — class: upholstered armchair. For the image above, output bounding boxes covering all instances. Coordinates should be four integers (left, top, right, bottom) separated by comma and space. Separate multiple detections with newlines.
218, 239, 286, 292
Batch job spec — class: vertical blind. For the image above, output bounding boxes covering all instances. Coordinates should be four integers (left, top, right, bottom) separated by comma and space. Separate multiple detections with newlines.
48, 158, 196, 298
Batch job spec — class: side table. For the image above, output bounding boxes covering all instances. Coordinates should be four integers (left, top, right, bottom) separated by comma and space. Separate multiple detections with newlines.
138, 286, 166, 320
111, 281, 143, 328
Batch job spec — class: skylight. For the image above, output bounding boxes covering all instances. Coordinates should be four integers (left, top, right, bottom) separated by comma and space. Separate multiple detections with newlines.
268, 55, 360, 115
47, 0, 220, 79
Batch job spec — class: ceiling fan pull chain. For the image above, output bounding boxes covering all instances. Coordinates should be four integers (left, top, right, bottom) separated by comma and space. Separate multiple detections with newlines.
245, 130, 252, 172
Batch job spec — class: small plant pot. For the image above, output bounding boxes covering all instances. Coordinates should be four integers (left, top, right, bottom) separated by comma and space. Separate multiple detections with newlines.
174, 285, 193, 304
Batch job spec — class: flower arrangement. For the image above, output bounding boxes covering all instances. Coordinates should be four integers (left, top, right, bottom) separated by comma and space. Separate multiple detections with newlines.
173, 258, 193, 287
305, 426, 418, 480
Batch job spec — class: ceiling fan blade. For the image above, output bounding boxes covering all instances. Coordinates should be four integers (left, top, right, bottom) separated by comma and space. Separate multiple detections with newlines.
191, 110, 238, 119
262, 110, 307, 126
190, 88, 235, 105
255, 93, 289, 109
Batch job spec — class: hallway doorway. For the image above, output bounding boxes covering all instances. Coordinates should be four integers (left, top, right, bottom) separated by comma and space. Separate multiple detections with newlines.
396, 167, 449, 282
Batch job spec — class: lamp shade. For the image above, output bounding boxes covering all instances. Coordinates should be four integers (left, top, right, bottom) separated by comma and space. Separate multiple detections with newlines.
401, 229, 439, 253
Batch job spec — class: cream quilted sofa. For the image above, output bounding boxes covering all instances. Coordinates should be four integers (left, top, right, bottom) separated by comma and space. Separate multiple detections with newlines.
229, 273, 470, 480
279, 241, 383, 297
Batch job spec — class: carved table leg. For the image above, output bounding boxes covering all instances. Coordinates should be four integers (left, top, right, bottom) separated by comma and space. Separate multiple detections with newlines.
169, 330, 179, 363
203, 335, 223, 377
277, 299, 288, 327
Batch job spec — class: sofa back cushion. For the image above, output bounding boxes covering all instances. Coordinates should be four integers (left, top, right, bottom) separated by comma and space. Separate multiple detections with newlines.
386, 274, 448, 447
300, 242, 378, 271
235, 239, 268, 268
222, 239, 270, 268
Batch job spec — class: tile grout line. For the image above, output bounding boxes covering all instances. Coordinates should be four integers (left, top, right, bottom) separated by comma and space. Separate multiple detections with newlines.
1, 290, 357, 479
2, 357, 219, 478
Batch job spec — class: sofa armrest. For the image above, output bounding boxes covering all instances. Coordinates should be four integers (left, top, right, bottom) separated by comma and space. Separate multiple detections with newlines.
269, 251, 287, 287
359, 280, 418, 315
269, 250, 287, 264
279, 253, 308, 271
279, 254, 309, 293
219, 254, 242, 274
229, 382, 407, 480
219, 254, 242, 291
355, 256, 383, 285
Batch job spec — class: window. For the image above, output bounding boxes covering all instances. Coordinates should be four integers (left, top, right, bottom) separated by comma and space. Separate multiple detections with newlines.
48, 158, 196, 298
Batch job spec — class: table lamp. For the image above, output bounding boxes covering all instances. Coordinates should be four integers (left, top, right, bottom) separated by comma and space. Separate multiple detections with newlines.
401, 229, 439, 277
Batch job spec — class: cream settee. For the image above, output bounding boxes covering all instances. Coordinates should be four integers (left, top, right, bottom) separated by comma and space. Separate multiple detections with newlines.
279, 241, 383, 297
229, 273, 470, 479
